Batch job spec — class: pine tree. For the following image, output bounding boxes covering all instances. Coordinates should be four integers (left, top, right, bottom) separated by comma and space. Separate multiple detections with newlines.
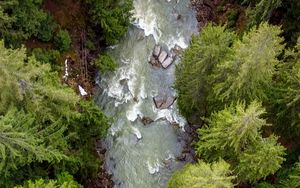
196, 101, 268, 160
279, 160, 300, 188
84, 0, 133, 45
213, 23, 284, 104
175, 24, 235, 119
167, 160, 235, 188
195, 101, 286, 182
0, 109, 67, 179
247, 0, 282, 27
15, 172, 82, 188
272, 37, 300, 136
0, 40, 109, 185
236, 136, 286, 182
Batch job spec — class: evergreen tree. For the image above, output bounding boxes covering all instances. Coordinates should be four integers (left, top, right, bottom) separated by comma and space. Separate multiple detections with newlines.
0, 40, 109, 186
0, 109, 66, 178
236, 136, 286, 182
0, 0, 50, 47
195, 101, 286, 182
279, 160, 300, 188
175, 24, 235, 120
15, 172, 82, 188
247, 0, 282, 27
271, 37, 300, 136
213, 23, 284, 104
196, 101, 268, 160
84, 0, 133, 45
167, 160, 235, 188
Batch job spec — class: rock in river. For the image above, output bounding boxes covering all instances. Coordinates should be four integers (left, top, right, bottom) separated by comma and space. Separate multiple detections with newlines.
158, 50, 168, 63
153, 45, 161, 57
153, 95, 176, 109
141, 116, 154, 125
161, 56, 173, 69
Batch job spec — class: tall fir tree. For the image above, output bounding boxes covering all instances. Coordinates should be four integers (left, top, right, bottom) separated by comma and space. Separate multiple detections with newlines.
175, 24, 235, 120
213, 23, 284, 104
167, 160, 235, 188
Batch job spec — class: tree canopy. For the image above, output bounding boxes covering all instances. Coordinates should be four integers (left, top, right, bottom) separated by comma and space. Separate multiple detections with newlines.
167, 160, 235, 188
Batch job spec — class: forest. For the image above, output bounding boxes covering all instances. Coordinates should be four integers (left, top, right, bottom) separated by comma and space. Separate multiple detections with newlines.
1, 0, 300, 187
0, 0, 132, 187
168, 0, 300, 187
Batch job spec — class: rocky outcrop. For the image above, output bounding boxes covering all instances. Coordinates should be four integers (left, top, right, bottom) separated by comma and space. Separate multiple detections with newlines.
141, 116, 154, 125
161, 56, 173, 68
153, 45, 161, 57
149, 45, 175, 69
158, 50, 168, 63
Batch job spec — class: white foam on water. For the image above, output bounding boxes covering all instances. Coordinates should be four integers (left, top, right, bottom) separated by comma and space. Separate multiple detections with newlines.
126, 102, 142, 122
153, 104, 187, 129
132, 0, 161, 42
132, 126, 142, 139
147, 160, 161, 175
140, 77, 147, 99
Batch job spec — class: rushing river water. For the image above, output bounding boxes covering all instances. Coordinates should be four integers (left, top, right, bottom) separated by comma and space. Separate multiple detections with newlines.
95, 0, 198, 187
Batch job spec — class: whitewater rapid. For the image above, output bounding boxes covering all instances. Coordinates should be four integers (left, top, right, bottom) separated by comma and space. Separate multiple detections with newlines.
95, 0, 198, 187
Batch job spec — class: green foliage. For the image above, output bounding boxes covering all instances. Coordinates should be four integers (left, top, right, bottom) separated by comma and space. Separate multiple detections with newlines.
279, 160, 300, 188
247, 0, 282, 27
213, 23, 284, 104
0, 41, 109, 186
227, 10, 240, 28
84, 0, 133, 45
35, 14, 57, 42
195, 101, 286, 182
175, 24, 235, 119
55, 30, 71, 52
167, 160, 235, 188
270, 38, 300, 136
0, 109, 67, 177
236, 136, 286, 182
16, 172, 82, 188
196, 101, 268, 160
32, 48, 60, 64
253, 182, 275, 188
281, 0, 300, 46
94, 53, 117, 73
0, 0, 49, 47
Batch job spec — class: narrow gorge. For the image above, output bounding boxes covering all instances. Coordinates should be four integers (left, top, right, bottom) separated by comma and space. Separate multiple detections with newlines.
95, 0, 198, 187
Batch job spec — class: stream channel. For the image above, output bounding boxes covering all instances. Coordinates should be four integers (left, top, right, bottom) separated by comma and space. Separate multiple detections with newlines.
95, 0, 198, 187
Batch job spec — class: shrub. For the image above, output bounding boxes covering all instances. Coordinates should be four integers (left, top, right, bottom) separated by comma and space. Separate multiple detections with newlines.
32, 48, 60, 64
55, 30, 71, 52
94, 53, 117, 73
35, 14, 57, 42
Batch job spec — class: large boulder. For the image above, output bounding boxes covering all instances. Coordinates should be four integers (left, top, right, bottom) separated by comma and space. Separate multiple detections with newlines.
149, 56, 161, 67
153, 45, 161, 57
153, 95, 176, 109
158, 50, 168, 63
161, 56, 173, 69
141, 116, 154, 125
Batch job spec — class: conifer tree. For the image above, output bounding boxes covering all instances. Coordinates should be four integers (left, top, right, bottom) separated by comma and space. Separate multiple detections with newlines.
236, 136, 286, 182
213, 23, 284, 104
196, 101, 286, 182
167, 160, 235, 188
279, 160, 300, 188
175, 24, 235, 119
0, 109, 67, 174
247, 0, 282, 27
196, 101, 268, 160
272, 37, 300, 136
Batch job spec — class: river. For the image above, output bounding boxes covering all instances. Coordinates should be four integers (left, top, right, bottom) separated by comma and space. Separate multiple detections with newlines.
94, 0, 198, 187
